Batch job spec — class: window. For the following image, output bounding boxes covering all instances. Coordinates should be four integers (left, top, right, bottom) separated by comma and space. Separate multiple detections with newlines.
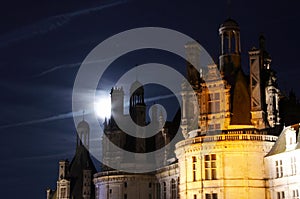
194, 194, 197, 199
205, 154, 217, 180
60, 187, 66, 198
192, 156, 197, 181
205, 193, 218, 199
276, 160, 283, 178
171, 179, 176, 199
277, 191, 285, 199
124, 182, 127, 188
124, 194, 127, 199
156, 183, 161, 199
208, 93, 220, 114
149, 193, 152, 199
291, 157, 297, 175
293, 190, 299, 199
163, 182, 166, 199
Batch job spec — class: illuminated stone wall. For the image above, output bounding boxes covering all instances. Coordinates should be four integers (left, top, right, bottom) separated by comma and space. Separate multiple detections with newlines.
265, 126, 300, 199
175, 133, 277, 199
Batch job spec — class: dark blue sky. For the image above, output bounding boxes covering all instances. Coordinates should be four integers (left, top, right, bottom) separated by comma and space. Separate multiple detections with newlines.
0, 0, 300, 198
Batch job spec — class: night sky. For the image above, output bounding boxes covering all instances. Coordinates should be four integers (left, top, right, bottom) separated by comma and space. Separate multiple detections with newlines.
1, 0, 300, 198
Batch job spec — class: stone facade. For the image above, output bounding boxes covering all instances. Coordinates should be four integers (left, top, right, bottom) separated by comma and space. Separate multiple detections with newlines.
46, 120, 97, 199
265, 124, 300, 199
93, 18, 286, 199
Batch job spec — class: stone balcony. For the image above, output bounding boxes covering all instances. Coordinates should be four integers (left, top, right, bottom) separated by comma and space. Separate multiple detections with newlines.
176, 130, 278, 149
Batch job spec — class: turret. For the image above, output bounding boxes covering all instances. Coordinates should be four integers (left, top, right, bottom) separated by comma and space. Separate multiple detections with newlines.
110, 87, 124, 121
219, 18, 241, 82
58, 160, 69, 180
185, 41, 201, 88
129, 80, 146, 126
77, 119, 90, 150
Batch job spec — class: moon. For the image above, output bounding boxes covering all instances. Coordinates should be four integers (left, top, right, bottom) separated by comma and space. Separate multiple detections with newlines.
94, 96, 111, 119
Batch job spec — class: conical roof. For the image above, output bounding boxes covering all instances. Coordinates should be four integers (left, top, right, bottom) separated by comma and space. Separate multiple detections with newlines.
68, 145, 97, 198
220, 18, 239, 28
77, 120, 90, 131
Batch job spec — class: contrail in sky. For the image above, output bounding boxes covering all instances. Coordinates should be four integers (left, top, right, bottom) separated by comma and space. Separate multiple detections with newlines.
0, 93, 177, 129
0, 0, 128, 48
0, 110, 88, 129
32, 56, 118, 78
32, 62, 81, 78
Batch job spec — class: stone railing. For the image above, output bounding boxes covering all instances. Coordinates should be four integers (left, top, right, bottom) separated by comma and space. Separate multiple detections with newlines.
176, 133, 278, 148
94, 170, 155, 178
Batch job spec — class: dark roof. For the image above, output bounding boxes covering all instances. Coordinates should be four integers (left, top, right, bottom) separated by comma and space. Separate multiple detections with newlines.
77, 120, 90, 131
130, 80, 144, 93
49, 190, 57, 199
69, 145, 97, 199
220, 18, 239, 28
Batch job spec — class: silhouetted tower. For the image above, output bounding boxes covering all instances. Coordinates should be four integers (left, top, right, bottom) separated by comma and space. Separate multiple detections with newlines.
77, 119, 90, 150
185, 41, 201, 89
102, 87, 126, 170
130, 80, 146, 126
130, 80, 146, 154
110, 87, 124, 122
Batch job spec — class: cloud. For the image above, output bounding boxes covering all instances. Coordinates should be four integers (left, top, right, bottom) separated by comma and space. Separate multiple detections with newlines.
0, 0, 128, 48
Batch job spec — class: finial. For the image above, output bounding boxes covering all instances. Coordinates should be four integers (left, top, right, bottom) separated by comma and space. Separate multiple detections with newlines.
227, 0, 232, 18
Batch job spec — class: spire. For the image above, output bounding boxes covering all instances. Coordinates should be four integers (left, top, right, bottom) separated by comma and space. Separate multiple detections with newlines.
226, 0, 232, 19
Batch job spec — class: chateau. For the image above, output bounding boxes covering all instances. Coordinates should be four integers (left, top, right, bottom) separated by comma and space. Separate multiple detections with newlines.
47, 18, 300, 199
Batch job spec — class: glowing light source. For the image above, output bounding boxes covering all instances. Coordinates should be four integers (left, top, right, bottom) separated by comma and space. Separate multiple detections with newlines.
94, 96, 111, 119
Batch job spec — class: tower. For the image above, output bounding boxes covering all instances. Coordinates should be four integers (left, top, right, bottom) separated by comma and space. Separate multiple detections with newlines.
110, 87, 124, 121
129, 80, 146, 126
265, 71, 280, 127
181, 42, 201, 138
219, 18, 251, 125
219, 18, 241, 82
77, 119, 90, 150
56, 160, 70, 199
129, 80, 146, 154
46, 119, 97, 199
102, 87, 126, 170
249, 35, 280, 128
185, 41, 201, 88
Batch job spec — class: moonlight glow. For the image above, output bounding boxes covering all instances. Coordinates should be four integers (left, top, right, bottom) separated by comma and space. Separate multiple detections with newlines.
94, 96, 111, 119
